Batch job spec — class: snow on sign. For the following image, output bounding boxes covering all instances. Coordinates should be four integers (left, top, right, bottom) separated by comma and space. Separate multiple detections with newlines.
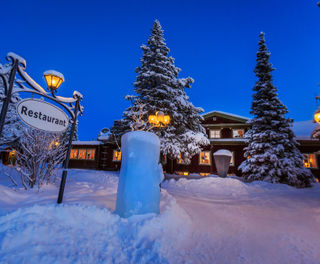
17, 98, 69, 133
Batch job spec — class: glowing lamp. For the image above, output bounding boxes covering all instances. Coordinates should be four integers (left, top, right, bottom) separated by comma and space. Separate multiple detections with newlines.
163, 115, 170, 125
148, 115, 157, 125
314, 110, 320, 124
44, 70, 65, 91
149, 111, 170, 128
49, 140, 60, 149
156, 111, 164, 123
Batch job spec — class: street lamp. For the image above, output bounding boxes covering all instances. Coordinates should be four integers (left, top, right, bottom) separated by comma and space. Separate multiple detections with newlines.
44, 70, 65, 92
314, 109, 320, 124
148, 111, 170, 128
49, 140, 60, 150
0, 52, 83, 204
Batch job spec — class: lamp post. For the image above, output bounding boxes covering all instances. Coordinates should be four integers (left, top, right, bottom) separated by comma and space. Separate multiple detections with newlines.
148, 111, 170, 168
0, 52, 83, 204
42, 71, 81, 204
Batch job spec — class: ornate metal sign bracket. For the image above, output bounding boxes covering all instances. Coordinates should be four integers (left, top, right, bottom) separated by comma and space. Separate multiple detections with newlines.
0, 52, 84, 204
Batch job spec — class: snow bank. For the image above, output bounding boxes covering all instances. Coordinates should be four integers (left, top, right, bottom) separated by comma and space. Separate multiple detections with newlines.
0, 191, 193, 264
162, 176, 249, 197
213, 149, 232, 157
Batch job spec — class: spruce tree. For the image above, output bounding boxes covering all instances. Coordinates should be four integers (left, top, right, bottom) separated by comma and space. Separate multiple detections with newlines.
239, 32, 314, 188
112, 20, 208, 162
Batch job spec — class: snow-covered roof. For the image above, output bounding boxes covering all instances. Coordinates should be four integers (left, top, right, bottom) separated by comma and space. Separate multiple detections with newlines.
97, 128, 111, 142
97, 135, 111, 141
213, 149, 232, 156
202, 110, 250, 121
210, 138, 247, 142
72, 141, 102, 146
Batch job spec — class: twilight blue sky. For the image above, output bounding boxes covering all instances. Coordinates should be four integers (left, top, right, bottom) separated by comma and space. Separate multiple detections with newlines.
1, 0, 320, 140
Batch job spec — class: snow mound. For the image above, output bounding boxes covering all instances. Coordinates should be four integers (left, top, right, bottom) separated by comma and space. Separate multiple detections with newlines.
213, 149, 232, 157
162, 176, 249, 197
0, 191, 193, 264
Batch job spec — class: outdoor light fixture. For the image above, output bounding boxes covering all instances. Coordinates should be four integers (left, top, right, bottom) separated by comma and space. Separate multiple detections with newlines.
148, 111, 170, 128
49, 140, 60, 150
314, 110, 320, 124
44, 70, 65, 92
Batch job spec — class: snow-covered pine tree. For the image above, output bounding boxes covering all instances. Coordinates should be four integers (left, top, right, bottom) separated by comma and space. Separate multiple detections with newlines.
111, 20, 208, 162
239, 32, 314, 187
0, 63, 22, 146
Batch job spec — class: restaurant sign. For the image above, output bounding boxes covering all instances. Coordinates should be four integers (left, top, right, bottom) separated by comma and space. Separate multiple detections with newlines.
17, 98, 69, 133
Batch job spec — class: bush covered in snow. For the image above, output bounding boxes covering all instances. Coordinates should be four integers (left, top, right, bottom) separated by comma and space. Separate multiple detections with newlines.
14, 127, 67, 189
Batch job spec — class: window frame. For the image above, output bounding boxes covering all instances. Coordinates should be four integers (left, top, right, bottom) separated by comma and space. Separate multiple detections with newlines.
209, 129, 221, 139
177, 153, 188, 165
232, 129, 245, 138
70, 148, 79, 160
199, 151, 211, 166
86, 148, 96, 160
70, 148, 96, 161
77, 149, 87, 160
303, 153, 318, 169
113, 150, 122, 162
229, 151, 235, 166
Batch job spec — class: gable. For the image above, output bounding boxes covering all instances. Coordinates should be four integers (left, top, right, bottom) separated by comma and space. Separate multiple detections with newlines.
202, 111, 250, 125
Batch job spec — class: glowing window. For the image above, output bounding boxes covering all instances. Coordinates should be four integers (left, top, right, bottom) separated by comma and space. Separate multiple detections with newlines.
303, 154, 317, 168
177, 153, 187, 164
176, 171, 189, 176
113, 150, 121, 162
230, 152, 235, 166
199, 151, 211, 165
70, 149, 78, 159
78, 149, 87, 160
86, 149, 95, 160
232, 129, 244, 138
210, 129, 220, 138
200, 173, 210, 176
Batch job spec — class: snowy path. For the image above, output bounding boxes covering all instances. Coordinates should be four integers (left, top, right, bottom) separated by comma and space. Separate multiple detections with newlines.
163, 178, 320, 264
0, 169, 320, 264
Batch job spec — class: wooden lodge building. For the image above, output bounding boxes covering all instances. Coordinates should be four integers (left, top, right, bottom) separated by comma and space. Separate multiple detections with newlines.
66, 111, 320, 180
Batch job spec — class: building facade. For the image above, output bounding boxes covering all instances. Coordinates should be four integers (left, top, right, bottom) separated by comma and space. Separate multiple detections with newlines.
2, 111, 319, 180
67, 111, 320, 180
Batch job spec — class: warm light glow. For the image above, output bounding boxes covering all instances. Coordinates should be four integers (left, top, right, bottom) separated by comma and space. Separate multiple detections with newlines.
49, 140, 60, 149
175, 171, 189, 176
163, 115, 170, 125
314, 111, 320, 124
156, 111, 164, 123
316, 178, 319, 183
148, 115, 157, 125
148, 111, 170, 127
303, 153, 317, 168
113, 150, 121, 161
8, 149, 16, 157
44, 70, 64, 91
199, 151, 211, 165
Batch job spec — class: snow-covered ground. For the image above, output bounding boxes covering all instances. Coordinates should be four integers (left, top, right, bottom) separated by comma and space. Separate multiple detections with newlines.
1, 167, 320, 264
